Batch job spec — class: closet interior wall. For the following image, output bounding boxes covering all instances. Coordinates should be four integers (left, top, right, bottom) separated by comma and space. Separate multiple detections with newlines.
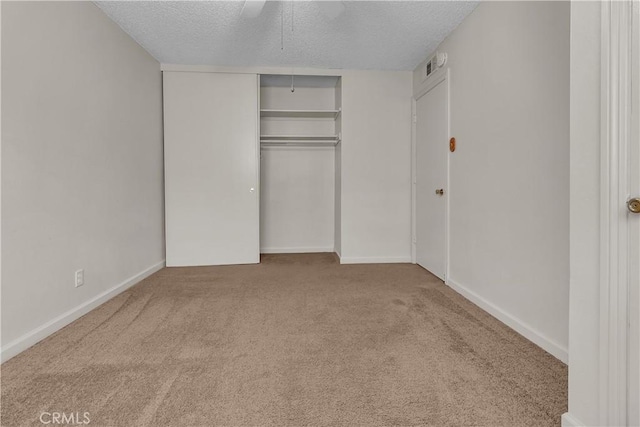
259, 75, 341, 254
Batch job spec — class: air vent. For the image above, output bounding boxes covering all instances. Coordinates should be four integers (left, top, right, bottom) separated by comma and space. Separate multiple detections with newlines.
425, 52, 447, 79
425, 57, 436, 78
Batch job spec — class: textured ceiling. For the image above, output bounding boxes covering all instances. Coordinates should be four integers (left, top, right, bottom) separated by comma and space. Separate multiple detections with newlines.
95, 1, 479, 71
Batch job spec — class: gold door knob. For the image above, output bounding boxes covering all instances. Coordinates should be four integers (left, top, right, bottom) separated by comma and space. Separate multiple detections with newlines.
435, 189, 444, 196
628, 197, 640, 213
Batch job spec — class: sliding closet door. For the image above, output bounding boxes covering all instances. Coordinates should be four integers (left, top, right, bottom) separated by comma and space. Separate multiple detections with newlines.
163, 72, 259, 266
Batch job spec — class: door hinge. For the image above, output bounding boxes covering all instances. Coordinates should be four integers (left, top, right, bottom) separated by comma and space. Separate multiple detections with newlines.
412, 114, 417, 123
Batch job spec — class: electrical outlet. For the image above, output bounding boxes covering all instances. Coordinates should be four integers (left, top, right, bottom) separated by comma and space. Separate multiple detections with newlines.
75, 269, 84, 288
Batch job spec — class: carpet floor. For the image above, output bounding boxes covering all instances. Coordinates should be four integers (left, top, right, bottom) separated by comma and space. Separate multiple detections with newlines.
1, 253, 567, 426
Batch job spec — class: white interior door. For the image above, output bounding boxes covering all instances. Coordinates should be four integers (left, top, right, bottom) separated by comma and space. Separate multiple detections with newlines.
629, 1, 640, 422
415, 76, 448, 280
163, 72, 259, 266
629, 101, 639, 426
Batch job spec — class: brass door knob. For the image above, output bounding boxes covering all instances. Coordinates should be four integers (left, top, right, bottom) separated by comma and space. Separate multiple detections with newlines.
435, 189, 444, 196
628, 197, 640, 213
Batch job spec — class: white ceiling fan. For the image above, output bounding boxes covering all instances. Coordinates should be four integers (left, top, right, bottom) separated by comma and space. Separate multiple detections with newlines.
240, 0, 266, 19
240, 0, 345, 20
317, 1, 346, 20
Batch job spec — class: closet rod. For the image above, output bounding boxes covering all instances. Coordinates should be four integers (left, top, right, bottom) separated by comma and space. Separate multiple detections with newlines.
260, 141, 339, 147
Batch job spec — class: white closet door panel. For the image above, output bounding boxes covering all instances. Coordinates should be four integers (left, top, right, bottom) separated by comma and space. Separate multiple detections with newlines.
163, 72, 259, 266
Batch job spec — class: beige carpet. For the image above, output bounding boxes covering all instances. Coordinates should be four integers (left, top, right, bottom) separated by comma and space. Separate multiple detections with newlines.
1, 253, 567, 426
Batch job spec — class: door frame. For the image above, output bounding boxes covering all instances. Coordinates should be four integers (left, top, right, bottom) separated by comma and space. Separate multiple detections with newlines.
256, 74, 262, 259
599, 0, 638, 424
411, 68, 450, 282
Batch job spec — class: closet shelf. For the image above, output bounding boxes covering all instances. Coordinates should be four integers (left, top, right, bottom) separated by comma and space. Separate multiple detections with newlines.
261, 140, 339, 147
260, 134, 338, 140
260, 133, 341, 147
260, 108, 341, 119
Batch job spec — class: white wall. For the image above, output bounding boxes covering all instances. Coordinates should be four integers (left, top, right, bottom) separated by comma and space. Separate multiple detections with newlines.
340, 70, 413, 264
564, 2, 602, 425
1, 2, 165, 360
260, 147, 335, 253
260, 85, 336, 253
413, 1, 570, 361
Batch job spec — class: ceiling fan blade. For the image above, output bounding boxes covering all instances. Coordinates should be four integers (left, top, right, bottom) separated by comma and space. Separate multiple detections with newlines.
240, 0, 266, 19
318, 1, 345, 20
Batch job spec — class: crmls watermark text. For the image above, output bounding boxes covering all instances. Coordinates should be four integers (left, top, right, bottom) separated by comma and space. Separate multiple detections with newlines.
39, 412, 90, 425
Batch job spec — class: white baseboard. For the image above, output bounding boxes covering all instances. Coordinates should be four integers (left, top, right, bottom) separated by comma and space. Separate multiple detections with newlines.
340, 256, 412, 264
1, 260, 165, 363
260, 247, 334, 254
446, 278, 568, 363
561, 412, 585, 427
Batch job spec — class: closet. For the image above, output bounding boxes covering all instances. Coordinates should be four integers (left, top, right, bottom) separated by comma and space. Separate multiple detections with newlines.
163, 71, 342, 266
260, 74, 342, 255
